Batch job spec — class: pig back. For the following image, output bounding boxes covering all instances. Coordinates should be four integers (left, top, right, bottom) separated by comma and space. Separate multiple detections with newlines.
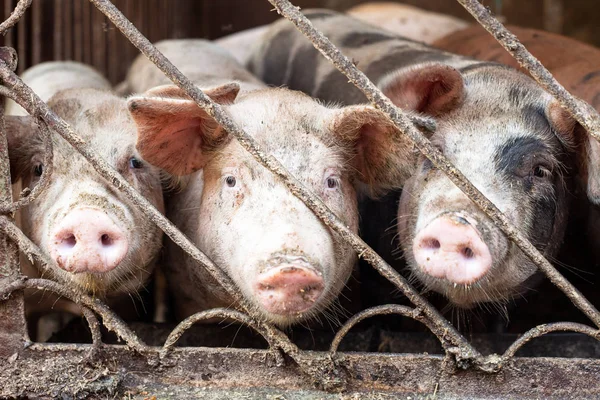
5, 61, 111, 116
347, 2, 469, 44
125, 39, 265, 95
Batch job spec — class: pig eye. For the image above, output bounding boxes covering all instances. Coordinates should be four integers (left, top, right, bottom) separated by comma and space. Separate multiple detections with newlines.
326, 176, 339, 189
33, 163, 44, 177
225, 175, 237, 187
129, 157, 143, 169
533, 165, 551, 179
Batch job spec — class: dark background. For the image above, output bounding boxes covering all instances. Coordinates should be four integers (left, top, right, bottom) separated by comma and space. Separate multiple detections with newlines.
0, 0, 596, 84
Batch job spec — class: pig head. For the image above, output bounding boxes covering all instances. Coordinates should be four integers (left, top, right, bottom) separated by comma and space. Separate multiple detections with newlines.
7, 88, 165, 299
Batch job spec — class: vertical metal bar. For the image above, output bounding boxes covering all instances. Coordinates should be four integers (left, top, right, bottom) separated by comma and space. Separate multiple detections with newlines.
4, 0, 14, 49
16, 0, 25, 74
73, 0, 83, 61
543, 0, 564, 33
63, 0, 73, 60
31, 0, 40, 65
53, 0, 62, 61
82, 0, 91, 64
0, 55, 27, 358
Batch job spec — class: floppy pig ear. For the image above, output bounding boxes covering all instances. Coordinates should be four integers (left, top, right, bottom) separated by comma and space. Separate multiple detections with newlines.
380, 63, 465, 117
329, 105, 422, 195
127, 84, 239, 176
548, 101, 600, 204
4, 115, 40, 183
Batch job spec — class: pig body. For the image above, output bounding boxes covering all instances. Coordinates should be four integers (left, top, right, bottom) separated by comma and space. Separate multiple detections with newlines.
124, 39, 264, 95
126, 39, 421, 325
5, 61, 111, 116
215, 26, 271, 66
347, 2, 469, 44
7, 62, 165, 307
249, 10, 597, 309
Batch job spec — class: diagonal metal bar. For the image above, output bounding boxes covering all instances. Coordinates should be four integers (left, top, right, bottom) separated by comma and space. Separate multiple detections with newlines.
0, 0, 32, 36
267, 0, 600, 331
456, 0, 600, 142
87, 0, 478, 362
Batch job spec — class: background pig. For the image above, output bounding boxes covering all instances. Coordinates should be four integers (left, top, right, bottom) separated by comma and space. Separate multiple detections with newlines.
248, 10, 598, 309
6, 62, 165, 316
215, 26, 271, 67
125, 39, 421, 325
122, 39, 264, 95
347, 2, 469, 44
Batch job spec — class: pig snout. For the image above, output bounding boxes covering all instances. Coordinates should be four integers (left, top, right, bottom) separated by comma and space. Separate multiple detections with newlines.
49, 208, 129, 274
413, 213, 492, 284
255, 262, 325, 316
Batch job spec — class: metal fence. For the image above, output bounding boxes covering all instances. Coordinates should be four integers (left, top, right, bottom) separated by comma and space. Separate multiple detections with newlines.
1, 0, 600, 397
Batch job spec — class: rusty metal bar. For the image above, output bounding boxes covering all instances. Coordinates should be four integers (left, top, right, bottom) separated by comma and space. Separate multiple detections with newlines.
0, 0, 30, 35
267, 0, 600, 331
456, 0, 600, 141
88, 0, 474, 363
0, 54, 27, 357
502, 322, 600, 360
53, 0, 62, 60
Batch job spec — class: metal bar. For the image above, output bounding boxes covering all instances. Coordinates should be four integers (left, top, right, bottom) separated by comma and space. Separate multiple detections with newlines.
0, 49, 26, 358
2, 345, 600, 398
30, 0, 40, 65
73, 0, 83, 61
53, 0, 62, 61
0, 0, 31, 35
266, 0, 600, 331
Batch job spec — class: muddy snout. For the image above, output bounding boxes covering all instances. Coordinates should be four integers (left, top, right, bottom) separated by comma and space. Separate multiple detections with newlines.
48, 207, 129, 274
413, 213, 492, 284
255, 258, 325, 316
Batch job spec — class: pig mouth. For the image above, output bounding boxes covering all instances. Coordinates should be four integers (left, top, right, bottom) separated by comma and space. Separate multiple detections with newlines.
254, 254, 326, 319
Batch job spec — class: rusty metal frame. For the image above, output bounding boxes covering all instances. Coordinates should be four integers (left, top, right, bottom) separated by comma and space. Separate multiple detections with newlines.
1, 0, 600, 397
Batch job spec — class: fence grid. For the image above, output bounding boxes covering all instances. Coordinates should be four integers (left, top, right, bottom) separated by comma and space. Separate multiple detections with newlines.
0, 0, 599, 394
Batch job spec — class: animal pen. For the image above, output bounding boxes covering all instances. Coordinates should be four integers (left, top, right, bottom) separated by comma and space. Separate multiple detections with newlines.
1, 0, 600, 398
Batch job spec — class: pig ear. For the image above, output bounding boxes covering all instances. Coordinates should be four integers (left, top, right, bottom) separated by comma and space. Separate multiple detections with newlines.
548, 101, 600, 204
380, 63, 465, 117
329, 105, 418, 194
144, 82, 240, 104
4, 116, 40, 183
128, 93, 231, 176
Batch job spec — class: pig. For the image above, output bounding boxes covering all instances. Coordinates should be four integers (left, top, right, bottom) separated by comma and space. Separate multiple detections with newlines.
6, 62, 165, 313
215, 26, 272, 67
125, 39, 423, 325
347, 2, 469, 44
123, 39, 264, 95
248, 10, 598, 309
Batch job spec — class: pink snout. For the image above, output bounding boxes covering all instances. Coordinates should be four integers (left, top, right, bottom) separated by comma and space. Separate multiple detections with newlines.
48, 208, 129, 274
413, 214, 492, 284
255, 265, 325, 315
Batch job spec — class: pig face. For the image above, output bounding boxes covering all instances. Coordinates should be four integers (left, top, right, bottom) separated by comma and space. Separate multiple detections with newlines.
128, 84, 420, 325
7, 88, 165, 298
394, 65, 585, 308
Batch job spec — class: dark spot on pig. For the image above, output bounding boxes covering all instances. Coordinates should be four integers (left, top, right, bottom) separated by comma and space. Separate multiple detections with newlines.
459, 62, 503, 75
528, 193, 557, 251
314, 69, 367, 105
339, 32, 396, 48
521, 105, 552, 133
581, 70, 600, 84
495, 136, 548, 180
508, 86, 531, 107
288, 44, 319, 94
159, 141, 170, 150
303, 10, 337, 20
257, 29, 295, 87
129, 101, 138, 111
